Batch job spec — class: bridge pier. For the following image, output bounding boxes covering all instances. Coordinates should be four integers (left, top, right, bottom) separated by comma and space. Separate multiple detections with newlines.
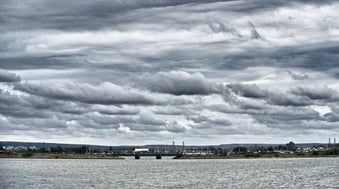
134, 153, 140, 159
155, 153, 162, 159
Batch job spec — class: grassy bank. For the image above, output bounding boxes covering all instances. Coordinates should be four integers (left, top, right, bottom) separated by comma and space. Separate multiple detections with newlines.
0, 152, 122, 159
177, 152, 339, 159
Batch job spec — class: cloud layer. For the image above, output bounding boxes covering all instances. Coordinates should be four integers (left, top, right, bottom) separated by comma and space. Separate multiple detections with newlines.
1, 0, 339, 145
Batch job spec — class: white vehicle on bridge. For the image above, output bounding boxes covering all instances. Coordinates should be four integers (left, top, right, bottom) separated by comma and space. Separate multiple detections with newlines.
133, 148, 149, 153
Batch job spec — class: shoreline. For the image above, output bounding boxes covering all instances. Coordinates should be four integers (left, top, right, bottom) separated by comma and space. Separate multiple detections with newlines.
1, 152, 339, 160
0, 152, 122, 159
176, 155, 339, 160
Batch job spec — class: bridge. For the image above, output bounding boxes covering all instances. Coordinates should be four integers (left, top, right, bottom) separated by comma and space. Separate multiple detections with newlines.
130, 148, 182, 159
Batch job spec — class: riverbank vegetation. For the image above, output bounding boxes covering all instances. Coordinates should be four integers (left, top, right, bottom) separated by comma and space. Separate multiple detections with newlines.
177, 142, 339, 159
0, 145, 121, 159
0, 151, 121, 159
1, 141, 338, 159
178, 151, 339, 159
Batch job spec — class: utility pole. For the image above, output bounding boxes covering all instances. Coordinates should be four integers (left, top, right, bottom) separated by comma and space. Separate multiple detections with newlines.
335, 138, 337, 146
182, 141, 185, 154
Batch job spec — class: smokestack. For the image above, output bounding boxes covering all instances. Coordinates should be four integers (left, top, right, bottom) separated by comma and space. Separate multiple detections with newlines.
335, 138, 336, 145
329, 137, 331, 148
173, 141, 175, 153
182, 141, 185, 153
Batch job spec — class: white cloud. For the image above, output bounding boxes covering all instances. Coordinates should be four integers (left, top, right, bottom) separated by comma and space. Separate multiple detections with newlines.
117, 123, 131, 133
311, 105, 332, 117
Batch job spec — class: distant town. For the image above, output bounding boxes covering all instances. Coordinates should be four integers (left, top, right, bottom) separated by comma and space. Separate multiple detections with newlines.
1, 138, 338, 159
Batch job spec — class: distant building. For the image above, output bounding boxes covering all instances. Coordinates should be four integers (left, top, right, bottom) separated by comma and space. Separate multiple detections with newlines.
28, 146, 38, 151
4, 146, 14, 151
14, 146, 28, 152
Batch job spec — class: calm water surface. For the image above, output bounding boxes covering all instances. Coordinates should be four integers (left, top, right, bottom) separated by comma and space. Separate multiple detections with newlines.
1, 158, 339, 189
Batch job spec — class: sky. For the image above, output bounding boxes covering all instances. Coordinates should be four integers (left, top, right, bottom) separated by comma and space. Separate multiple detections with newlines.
1, 0, 339, 145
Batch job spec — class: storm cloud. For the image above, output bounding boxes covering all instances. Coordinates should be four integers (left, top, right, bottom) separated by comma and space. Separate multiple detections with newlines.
1, 0, 339, 145
14, 82, 155, 105
136, 71, 217, 95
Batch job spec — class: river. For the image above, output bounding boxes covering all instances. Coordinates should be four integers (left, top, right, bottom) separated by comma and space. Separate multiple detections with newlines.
1, 158, 338, 188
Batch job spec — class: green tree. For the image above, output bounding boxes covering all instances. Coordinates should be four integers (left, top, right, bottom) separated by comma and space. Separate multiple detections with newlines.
51, 146, 64, 153
233, 147, 248, 153
286, 141, 297, 151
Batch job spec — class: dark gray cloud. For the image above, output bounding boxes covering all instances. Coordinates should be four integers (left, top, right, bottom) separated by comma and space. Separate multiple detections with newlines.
0, 70, 20, 82
1, 0, 333, 32
324, 112, 339, 122
228, 84, 267, 98
287, 70, 309, 80
248, 21, 262, 40
93, 105, 140, 116
0, 0, 226, 32
136, 71, 217, 95
208, 20, 242, 37
14, 82, 155, 105
291, 86, 339, 101
227, 84, 311, 106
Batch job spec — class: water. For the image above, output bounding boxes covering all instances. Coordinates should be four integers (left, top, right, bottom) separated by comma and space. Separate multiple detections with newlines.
1, 158, 339, 189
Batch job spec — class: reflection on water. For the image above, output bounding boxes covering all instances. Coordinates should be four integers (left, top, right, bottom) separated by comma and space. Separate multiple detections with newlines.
1, 158, 339, 188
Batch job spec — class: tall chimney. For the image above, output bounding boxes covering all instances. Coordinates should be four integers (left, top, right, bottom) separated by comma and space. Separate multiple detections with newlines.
182, 141, 185, 153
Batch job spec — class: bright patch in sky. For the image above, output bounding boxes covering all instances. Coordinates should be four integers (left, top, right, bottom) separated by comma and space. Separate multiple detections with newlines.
311, 105, 332, 117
